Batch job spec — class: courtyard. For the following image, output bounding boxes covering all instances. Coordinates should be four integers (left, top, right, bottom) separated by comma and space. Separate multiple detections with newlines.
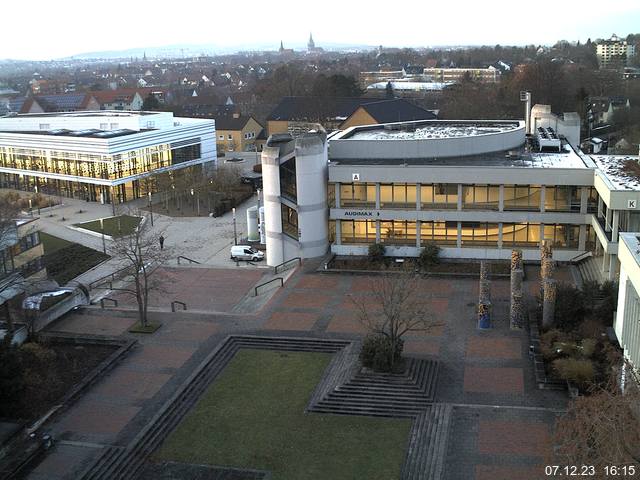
24, 263, 567, 480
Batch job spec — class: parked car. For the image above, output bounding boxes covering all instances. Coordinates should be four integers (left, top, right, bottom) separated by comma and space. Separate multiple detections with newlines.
230, 245, 264, 262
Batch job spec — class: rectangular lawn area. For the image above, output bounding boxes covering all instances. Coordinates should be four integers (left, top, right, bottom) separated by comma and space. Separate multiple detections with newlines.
74, 214, 141, 237
41, 232, 110, 284
154, 349, 412, 480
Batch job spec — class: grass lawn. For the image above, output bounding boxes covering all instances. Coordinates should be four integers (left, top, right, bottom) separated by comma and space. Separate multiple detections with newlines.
74, 215, 141, 237
155, 349, 412, 480
41, 233, 110, 284
40, 232, 73, 255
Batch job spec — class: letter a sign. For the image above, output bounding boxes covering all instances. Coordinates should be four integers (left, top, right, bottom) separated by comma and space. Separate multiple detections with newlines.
352, 173, 360, 182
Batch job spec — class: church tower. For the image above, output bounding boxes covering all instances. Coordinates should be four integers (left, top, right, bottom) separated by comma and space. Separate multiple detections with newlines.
307, 33, 315, 51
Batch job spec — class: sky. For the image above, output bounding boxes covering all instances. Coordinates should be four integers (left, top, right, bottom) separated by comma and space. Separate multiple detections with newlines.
1, 0, 639, 60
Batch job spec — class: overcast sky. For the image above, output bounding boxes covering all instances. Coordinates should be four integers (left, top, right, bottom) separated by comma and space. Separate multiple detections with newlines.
1, 0, 639, 60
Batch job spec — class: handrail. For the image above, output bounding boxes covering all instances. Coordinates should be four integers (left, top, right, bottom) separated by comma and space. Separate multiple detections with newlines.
177, 256, 200, 265
254, 277, 283, 296
171, 301, 187, 312
100, 298, 118, 308
89, 265, 133, 290
274, 257, 301, 274
569, 251, 593, 264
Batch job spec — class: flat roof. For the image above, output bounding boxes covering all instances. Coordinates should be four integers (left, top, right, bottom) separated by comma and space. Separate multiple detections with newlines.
3, 110, 157, 118
591, 155, 640, 190
330, 144, 588, 169
341, 121, 521, 141
0, 128, 146, 139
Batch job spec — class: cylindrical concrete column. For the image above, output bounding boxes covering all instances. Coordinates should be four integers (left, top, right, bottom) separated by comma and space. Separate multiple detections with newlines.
261, 146, 285, 267
295, 134, 329, 259
246, 205, 259, 241
542, 279, 557, 328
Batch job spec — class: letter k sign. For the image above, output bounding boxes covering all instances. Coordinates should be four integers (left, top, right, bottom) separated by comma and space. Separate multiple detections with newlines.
629, 199, 637, 209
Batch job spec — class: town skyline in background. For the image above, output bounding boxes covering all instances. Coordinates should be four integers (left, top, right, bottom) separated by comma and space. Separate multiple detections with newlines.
1, 0, 640, 60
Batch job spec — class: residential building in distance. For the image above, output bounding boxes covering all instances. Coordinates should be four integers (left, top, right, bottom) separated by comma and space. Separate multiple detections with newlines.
214, 114, 264, 152
31, 93, 100, 113
596, 34, 636, 69
587, 96, 631, 129
0, 111, 216, 204
339, 99, 437, 129
91, 89, 145, 111
422, 67, 502, 83
266, 97, 437, 137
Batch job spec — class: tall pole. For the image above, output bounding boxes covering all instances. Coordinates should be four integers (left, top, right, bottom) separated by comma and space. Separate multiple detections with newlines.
148, 191, 154, 226
232, 207, 237, 245
100, 218, 106, 254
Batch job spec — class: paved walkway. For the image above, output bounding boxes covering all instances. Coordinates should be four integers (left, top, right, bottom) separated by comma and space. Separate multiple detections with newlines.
26, 265, 569, 480
23, 192, 265, 288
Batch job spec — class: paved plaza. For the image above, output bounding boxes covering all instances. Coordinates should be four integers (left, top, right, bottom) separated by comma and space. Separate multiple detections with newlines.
26, 259, 567, 479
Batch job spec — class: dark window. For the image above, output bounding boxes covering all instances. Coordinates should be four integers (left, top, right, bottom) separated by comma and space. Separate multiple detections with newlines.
280, 158, 297, 202
171, 144, 201, 165
281, 204, 298, 239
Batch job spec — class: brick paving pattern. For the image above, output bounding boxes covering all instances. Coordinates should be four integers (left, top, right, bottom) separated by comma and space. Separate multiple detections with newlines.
463, 366, 525, 394
29, 265, 571, 479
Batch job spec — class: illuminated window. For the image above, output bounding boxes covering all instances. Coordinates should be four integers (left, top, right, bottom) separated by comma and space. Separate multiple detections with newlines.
502, 223, 541, 247
340, 220, 376, 244
462, 184, 499, 210
504, 185, 541, 211
340, 183, 375, 208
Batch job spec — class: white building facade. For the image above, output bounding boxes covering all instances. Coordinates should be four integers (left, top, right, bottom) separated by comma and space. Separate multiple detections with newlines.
0, 111, 216, 203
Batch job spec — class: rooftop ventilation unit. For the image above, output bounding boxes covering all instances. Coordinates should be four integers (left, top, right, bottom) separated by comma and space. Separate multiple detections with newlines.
536, 127, 561, 151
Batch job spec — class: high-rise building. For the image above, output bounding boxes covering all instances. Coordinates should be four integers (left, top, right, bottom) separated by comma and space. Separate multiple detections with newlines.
596, 34, 636, 69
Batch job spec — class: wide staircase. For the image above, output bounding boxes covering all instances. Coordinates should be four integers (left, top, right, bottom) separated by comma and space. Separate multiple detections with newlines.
309, 358, 439, 418
79, 336, 447, 480
577, 255, 604, 284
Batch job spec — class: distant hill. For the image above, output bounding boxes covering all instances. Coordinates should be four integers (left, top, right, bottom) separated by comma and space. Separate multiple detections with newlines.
65, 42, 377, 60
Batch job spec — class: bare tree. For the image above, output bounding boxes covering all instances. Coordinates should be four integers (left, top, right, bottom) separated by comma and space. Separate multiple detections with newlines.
552, 369, 640, 477
0, 196, 33, 341
350, 272, 442, 370
109, 215, 169, 327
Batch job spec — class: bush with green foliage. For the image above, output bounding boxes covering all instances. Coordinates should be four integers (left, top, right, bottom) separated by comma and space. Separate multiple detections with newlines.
360, 334, 404, 373
367, 243, 386, 263
418, 243, 440, 269
552, 357, 595, 388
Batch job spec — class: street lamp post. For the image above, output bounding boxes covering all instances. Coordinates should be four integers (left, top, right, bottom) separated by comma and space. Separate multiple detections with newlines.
232, 207, 237, 245
34, 185, 40, 215
100, 218, 106, 254
148, 191, 154, 226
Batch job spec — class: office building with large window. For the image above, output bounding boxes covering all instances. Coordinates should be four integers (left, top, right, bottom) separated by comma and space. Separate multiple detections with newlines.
261, 114, 640, 280
0, 111, 216, 204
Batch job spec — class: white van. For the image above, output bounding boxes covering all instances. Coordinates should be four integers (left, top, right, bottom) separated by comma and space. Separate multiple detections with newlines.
230, 245, 265, 262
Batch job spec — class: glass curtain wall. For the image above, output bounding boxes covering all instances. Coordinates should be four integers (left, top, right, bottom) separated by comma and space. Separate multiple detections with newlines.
421, 184, 458, 209
462, 184, 500, 210
503, 185, 541, 211
340, 183, 376, 208
380, 184, 417, 209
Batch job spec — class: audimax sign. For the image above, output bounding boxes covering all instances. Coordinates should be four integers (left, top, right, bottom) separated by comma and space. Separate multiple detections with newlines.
344, 211, 380, 217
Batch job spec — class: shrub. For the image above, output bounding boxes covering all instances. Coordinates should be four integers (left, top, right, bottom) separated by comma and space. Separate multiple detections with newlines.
360, 334, 403, 373
418, 243, 440, 269
0, 343, 25, 415
367, 243, 386, 263
554, 283, 586, 331
553, 357, 595, 387
580, 338, 597, 358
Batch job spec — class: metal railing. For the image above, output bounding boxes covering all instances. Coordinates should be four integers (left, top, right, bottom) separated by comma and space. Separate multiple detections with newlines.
100, 298, 118, 308
171, 301, 187, 312
274, 257, 301, 274
569, 251, 593, 264
254, 277, 283, 296
89, 265, 133, 290
177, 256, 200, 265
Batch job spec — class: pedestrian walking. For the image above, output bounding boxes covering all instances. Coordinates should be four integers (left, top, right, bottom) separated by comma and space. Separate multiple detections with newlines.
159, 235, 165, 250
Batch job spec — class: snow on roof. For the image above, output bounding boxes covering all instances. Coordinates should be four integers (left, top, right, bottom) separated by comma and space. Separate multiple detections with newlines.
592, 155, 640, 190
527, 147, 587, 169
366, 81, 453, 91
348, 122, 520, 141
